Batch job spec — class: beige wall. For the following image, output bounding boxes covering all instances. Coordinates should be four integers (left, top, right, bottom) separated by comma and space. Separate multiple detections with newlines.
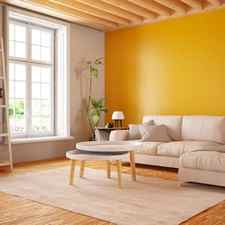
0, 7, 105, 163
70, 24, 105, 142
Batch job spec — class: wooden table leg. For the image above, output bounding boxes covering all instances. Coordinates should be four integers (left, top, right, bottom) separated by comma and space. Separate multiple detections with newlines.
69, 160, 76, 185
116, 160, 122, 189
129, 151, 136, 181
80, 160, 85, 178
107, 160, 111, 178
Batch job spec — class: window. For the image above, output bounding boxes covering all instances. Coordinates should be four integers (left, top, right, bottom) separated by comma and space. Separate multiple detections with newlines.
8, 19, 55, 138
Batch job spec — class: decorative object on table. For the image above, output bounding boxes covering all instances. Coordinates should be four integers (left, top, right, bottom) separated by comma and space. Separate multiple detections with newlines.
85, 58, 107, 140
105, 122, 113, 128
95, 126, 128, 141
112, 111, 125, 127
0, 87, 4, 98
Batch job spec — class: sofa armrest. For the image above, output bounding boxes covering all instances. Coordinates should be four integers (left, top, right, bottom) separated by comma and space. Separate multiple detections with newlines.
109, 130, 129, 141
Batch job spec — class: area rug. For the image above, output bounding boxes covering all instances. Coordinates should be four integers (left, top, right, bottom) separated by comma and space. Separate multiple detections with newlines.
0, 167, 225, 225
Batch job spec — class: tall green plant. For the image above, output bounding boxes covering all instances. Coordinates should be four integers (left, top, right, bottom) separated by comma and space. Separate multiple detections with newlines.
86, 58, 107, 138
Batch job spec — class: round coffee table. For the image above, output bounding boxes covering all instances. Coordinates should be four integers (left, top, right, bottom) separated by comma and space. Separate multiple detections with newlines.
66, 141, 140, 188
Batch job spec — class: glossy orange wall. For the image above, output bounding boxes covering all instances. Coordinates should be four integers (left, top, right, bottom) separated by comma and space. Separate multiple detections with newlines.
105, 8, 225, 124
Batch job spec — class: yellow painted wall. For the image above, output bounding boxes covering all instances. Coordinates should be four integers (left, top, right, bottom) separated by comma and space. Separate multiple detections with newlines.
105, 8, 225, 124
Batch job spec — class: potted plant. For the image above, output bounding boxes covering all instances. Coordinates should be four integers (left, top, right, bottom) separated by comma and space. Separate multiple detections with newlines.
86, 58, 107, 139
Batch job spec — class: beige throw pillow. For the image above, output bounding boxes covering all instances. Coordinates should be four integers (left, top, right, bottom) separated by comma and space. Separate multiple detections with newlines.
128, 120, 153, 140
139, 124, 171, 142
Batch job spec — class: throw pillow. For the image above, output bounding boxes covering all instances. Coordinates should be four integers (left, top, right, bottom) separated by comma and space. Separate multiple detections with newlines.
139, 124, 171, 142
128, 120, 153, 140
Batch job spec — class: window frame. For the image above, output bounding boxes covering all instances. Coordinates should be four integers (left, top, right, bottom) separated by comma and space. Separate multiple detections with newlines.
8, 18, 56, 138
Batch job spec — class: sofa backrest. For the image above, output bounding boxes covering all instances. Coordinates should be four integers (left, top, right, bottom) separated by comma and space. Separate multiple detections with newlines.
182, 116, 225, 144
142, 115, 182, 141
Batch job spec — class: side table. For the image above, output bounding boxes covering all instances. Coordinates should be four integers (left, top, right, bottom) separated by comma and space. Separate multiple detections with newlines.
95, 127, 128, 141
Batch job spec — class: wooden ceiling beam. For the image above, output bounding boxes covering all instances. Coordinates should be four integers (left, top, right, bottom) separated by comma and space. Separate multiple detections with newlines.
207, 0, 221, 6
49, 0, 130, 25
75, 0, 143, 23
27, 0, 118, 29
4, 0, 112, 30
101, 0, 158, 19
39, 0, 118, 29
180, 0, 202, 9
127, 0, 172, 16
2, 0, 223, 31
153, 0, 189, 13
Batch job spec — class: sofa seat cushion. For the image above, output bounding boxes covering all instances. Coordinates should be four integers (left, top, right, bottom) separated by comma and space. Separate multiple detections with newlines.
157, 141, 221, 157
180, 151, 225, 173
134, 141, 162, 155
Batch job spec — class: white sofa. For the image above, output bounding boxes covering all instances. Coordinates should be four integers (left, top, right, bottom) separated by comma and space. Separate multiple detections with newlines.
110, 115, 225, 187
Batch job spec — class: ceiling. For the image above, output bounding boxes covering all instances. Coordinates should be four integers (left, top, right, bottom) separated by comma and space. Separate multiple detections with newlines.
1, 0, 225, 31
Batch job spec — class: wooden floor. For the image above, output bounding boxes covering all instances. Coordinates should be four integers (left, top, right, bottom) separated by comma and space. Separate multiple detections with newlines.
0, 158, 225, 225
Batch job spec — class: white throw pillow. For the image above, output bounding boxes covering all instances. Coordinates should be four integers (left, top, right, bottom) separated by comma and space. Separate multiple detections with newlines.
139, 124, 171, 142
128, 120, 153, 140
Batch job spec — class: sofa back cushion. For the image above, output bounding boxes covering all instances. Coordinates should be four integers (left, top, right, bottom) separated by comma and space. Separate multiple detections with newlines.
182, 116, 225, 144
128, 120, 153, 140
142, 115, 182, 140
139, 124, 172, 142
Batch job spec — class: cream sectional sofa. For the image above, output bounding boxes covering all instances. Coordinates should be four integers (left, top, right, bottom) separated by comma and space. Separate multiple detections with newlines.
110, 115, 225, 187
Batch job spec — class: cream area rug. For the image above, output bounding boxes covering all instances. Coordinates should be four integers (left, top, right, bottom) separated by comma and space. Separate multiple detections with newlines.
0, 167, 225, 225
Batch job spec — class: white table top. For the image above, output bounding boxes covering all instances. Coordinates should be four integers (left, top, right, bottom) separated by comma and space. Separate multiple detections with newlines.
76, 141, 141, 153
66, 150, 128, 160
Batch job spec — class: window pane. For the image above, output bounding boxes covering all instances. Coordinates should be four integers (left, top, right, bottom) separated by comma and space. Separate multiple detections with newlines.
9, 63, 26, 81
41, 67, 51, 83
41, 47, 51, 62
32, 83, 41, 98
15, 24, 26, 42
32, 29, 41, 45
9, 81, 14, 98
40, 100, 50, 116
31, 65, 53, 135
9, 24, 15, 41
15, 82, 25, 98
9, 41, 15, 57
9, 99, 25, 135
41, 84, 50, 99
9, 63, 26, 136
15, 42, 26, 58
41, 118, 51, 132
41, 31, 51, 47
32, 100, 41, 116
32, 116, 51, 134
32, 45, 41, 61
32, 117, 41, 134
31, 28, 53, 63
9, 63, 15, 80
9, 23, 26, 58
15, 64, 26, 81
32, 66, 41, 82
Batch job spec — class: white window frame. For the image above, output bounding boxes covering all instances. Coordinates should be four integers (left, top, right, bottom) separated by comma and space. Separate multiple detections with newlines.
8, 18, 55, 138
5, 7, 71, 140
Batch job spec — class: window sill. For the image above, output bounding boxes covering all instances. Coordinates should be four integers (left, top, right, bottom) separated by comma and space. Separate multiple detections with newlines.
12, 136, 74, 144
